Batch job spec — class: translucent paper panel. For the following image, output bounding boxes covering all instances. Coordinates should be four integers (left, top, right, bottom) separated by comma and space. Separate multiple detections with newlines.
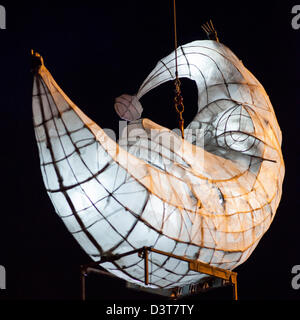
32, 39, 284, 289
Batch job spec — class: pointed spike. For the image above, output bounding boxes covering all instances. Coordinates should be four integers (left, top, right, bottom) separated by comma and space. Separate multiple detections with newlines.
204, 22, 211, 32
202, 24, 210, 33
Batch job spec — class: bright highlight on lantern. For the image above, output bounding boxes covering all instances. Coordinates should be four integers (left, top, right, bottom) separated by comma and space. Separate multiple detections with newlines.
32, 39, 284, 290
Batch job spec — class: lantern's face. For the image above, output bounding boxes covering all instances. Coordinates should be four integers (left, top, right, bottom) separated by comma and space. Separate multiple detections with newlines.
32, 40, 284, 289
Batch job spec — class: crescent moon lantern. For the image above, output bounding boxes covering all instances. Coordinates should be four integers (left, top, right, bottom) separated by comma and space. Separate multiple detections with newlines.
32, 40, 284, 290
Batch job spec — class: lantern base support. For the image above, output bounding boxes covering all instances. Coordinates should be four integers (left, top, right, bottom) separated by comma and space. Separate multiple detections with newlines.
125, 276, 233, 299
80, 246, 238, 301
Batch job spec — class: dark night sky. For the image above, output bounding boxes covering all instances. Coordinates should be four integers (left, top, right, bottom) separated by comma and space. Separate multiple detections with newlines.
0, 0, 299, 302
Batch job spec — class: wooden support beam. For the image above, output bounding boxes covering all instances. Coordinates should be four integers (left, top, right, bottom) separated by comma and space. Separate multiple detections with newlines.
189, 260, 237, 283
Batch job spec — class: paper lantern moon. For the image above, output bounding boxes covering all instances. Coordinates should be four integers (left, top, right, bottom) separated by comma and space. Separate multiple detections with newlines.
32, 40, 284, 289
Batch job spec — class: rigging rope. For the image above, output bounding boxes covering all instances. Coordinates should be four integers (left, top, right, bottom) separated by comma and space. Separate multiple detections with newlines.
173, 0, 185, 139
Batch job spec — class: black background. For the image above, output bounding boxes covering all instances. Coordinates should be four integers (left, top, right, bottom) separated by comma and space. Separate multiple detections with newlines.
0, 0, 299, 302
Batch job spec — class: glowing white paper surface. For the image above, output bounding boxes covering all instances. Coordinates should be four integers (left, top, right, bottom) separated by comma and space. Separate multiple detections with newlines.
32, 40, 284, 288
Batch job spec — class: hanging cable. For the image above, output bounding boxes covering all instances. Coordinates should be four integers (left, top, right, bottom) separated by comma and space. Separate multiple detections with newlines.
173, 0, 185, 139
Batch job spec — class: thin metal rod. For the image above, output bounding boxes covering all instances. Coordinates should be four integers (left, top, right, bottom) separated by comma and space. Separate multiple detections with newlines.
144, 247, 149, 285
86, 267, 117, 278
173, 0, 185, 139
81, 268, 86, 301
173, 0, 178, 77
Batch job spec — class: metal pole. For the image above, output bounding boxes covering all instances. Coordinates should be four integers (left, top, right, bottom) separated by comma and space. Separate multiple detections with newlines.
86, 267, 117, 278
233, 281, 238, 300
81, 266, 86, 301
144, 247, 149, 285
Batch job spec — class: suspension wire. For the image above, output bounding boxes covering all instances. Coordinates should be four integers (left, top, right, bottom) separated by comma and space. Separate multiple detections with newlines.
150, 250, 152, 285
173, 0, 185, 139
173, 0, 178, 79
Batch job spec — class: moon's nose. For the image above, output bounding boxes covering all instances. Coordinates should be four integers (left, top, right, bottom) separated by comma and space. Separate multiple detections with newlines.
114, 94, 143, 121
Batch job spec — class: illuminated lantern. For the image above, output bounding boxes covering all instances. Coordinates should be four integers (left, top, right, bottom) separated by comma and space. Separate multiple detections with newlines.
31, 39, 284, 291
